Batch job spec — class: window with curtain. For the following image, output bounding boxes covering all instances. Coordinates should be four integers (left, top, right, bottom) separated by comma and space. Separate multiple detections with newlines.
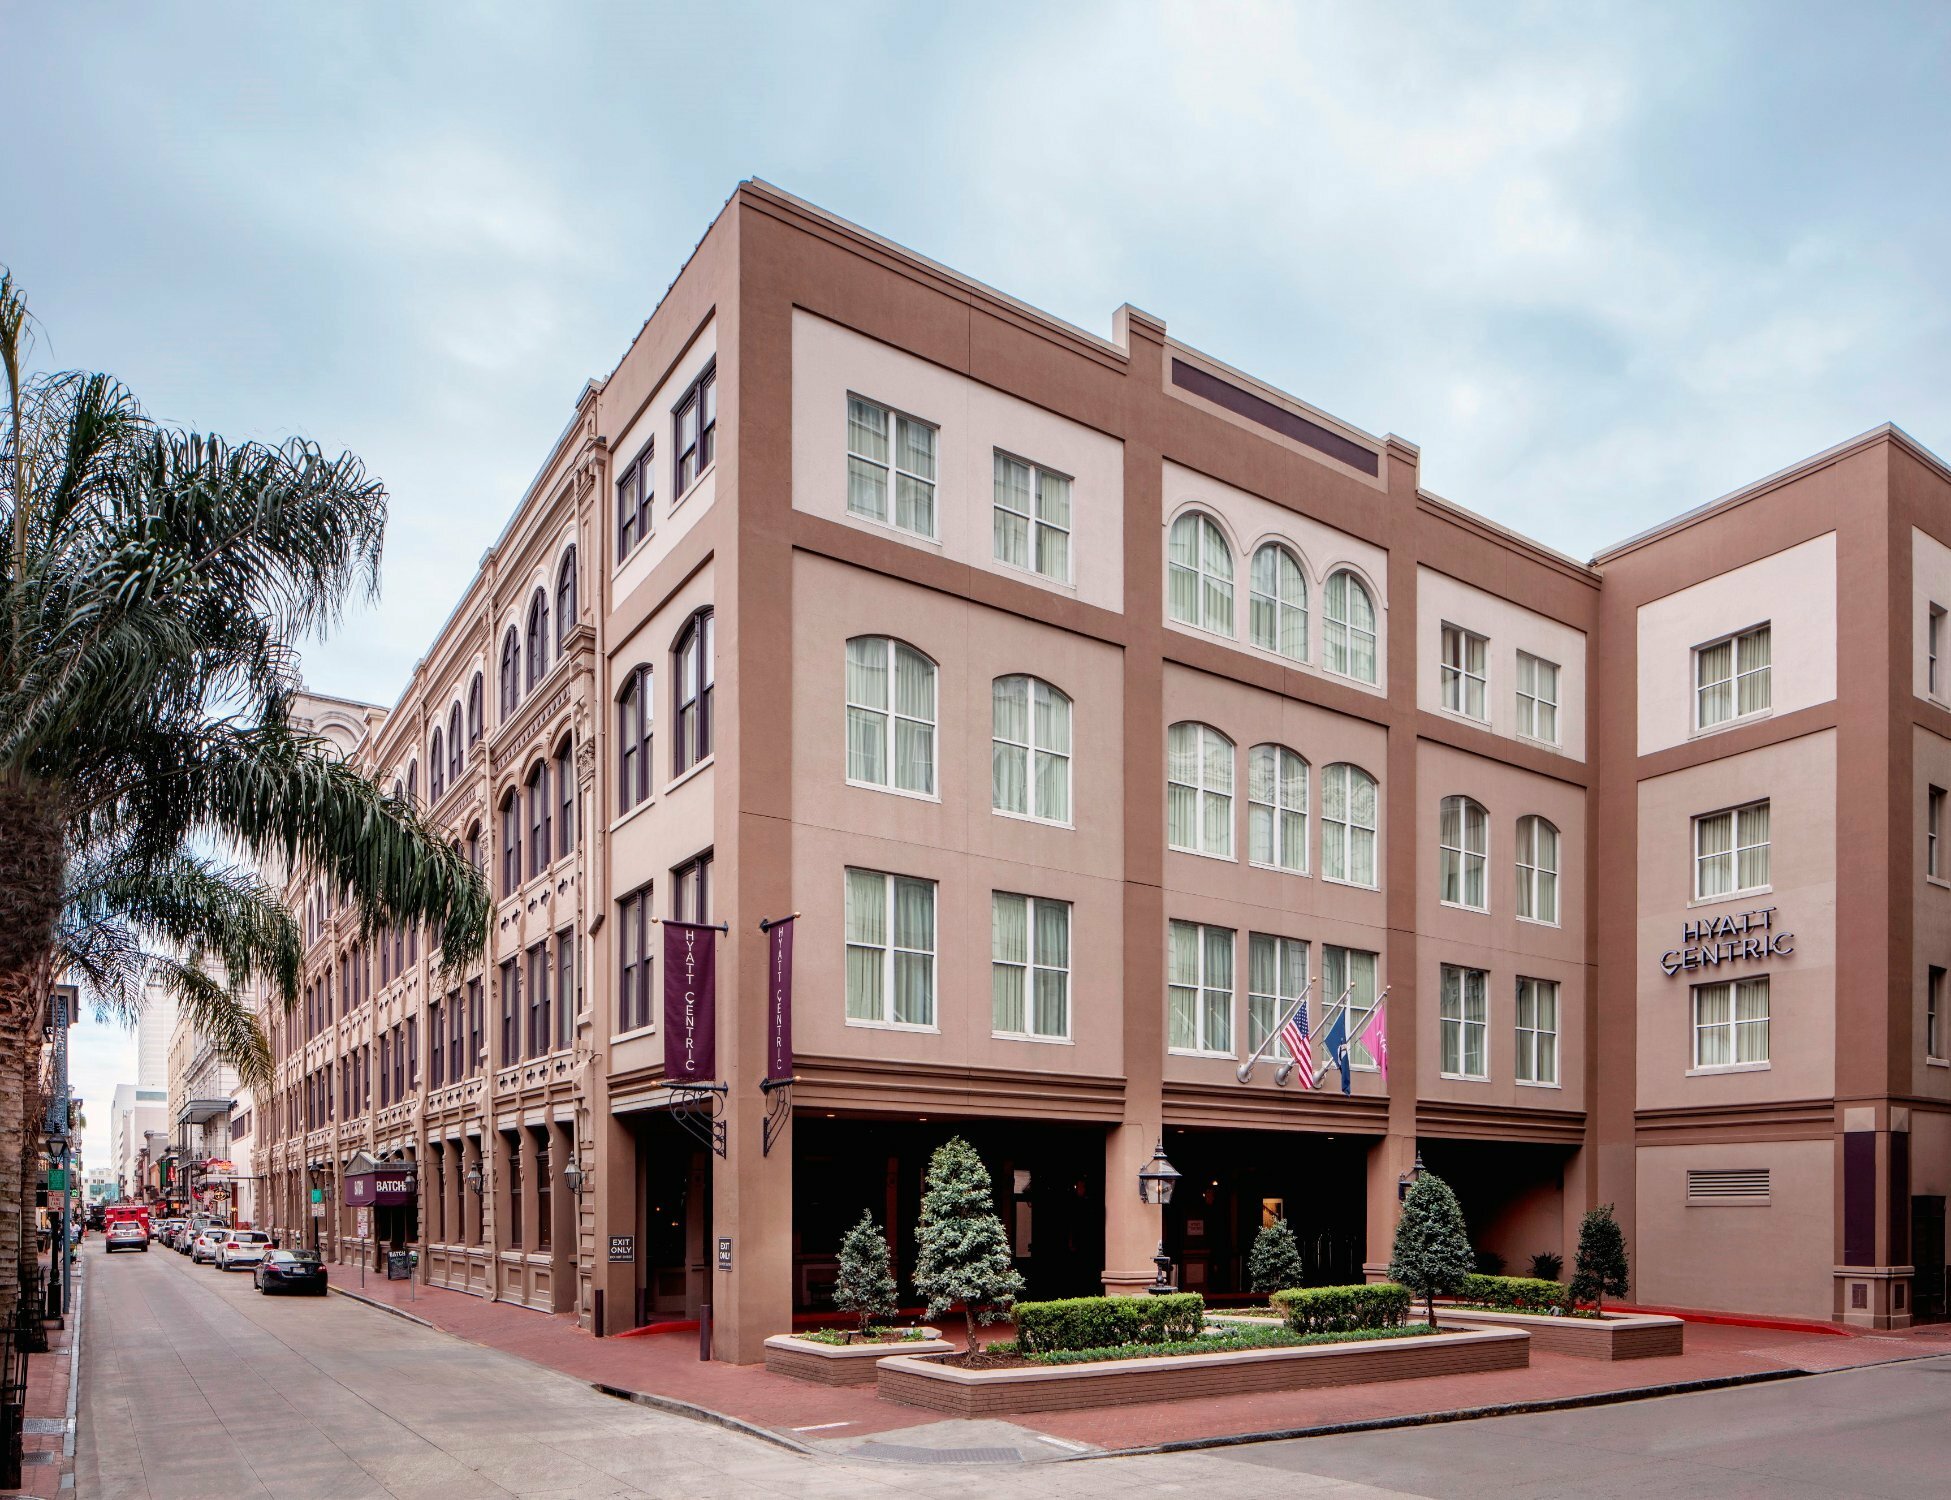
993, 452, 1072, 582
847, 396, 937, 537
556, 546, 578, 649
845, 637, 936, 795
1933, 606, 1946, 699
429, 730, 445, 801
673, 609, 714, 774
498, 959, 519, 1067
1167, 722, 1235, 857
467, 673, 484, 746
991, 893, 1070, 1039
499, 791, 522, 897
526, 940, 550, 1059
1167, 920, 1234, 1054
1516, 652, 1559, 743
1695, 623, 1771, 729
1440, 625, 1488, 720
1247, 933, 1308, 1062
616, 443, 654, 559
1247, 744, 1307, 873
1930, 966, 1945, 1061
525, 589, 550, 690
1694, 800, 1769, 899
617, 666, 652, 813
992, 676, 1071, 823
1166, 512, 1234, 635
1323, 570, 1378, 683
468, 977, 484, 1072
1439, 965, 1489, 1079
674, 362, 716, 498
1249, 543, 1307, 660
1516, 977, 1559, 1085
1320, 763, 1378, 887
844, 869, 936, 1027
1439, 795, 1489, 910
673, 851, 711, 924
1693, 977, 1769, 1067
556, 737, 575, 856
499, 628, 520, 717
449, 986, 465, 1081
1515, 815, 1560, 924
1931, 785, 1945, 879
1323, 944, 1380, 1067
617, 886, 652, 1032
526, 761, 551, 879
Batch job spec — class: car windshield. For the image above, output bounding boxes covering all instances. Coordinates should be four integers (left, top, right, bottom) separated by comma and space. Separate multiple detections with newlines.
268, 1251, 318, 1265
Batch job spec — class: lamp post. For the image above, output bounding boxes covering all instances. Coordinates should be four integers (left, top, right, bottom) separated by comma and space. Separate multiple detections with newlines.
1137, 1137, 1181, 1295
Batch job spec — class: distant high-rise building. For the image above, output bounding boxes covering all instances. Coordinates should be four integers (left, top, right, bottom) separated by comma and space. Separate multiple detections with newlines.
137, 976, 176, 1090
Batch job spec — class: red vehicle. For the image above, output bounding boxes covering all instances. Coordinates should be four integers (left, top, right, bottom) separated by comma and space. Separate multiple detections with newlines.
102, 1204, 150, 1240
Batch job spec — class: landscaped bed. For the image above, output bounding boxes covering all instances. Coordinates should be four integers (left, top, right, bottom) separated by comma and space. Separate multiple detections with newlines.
1432, 1306, 1683, 1359
763, 1329, 953, 1386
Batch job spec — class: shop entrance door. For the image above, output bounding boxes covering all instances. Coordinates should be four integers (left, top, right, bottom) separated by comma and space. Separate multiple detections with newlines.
1913, 1196, 1946, 1321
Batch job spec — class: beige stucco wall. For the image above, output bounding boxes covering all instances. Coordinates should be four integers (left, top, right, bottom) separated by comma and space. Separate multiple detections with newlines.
1910, 723, 1951, 1102
611, 317, 719, 608
1415, 567, 1588, 761
1635, 532, 1837, 756
1911, 526, 1951, 705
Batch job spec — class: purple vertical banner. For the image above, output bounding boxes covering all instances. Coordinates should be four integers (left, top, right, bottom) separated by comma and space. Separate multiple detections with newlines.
766, 917, 796, 1081
663, 922, 717, 1083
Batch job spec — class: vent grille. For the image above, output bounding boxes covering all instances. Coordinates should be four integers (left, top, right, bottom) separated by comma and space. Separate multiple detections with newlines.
1687, 1168, 1770, 1204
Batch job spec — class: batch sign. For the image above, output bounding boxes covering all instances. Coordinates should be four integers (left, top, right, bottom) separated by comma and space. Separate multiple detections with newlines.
663, 920, 718, 1083
767, 915, 796, 1080
1659, 906, 1794, 977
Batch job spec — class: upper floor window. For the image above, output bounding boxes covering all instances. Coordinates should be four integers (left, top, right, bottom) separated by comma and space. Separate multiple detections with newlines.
993, 453, 1071, 582
1167, 722, 1234, 858
618, 666, 652, 813
556, 547, 578, 650
845, 868, 936, 1028
1439, 795, 1489, 910
674, 362, 716, 499
499, 790, 522, 897
1932, 605, 1946, 699
1516, 652, 1559, 743
1247, 933, 1307, 1062
1695, 623, 1770, 730
1693, 976, 1769, 1068
1167, 920, 1233, 1055
447, 703, 464, 781
525, 590, 550, 690
499, 628, 520, 719
1440, 625, 1488, 721
847, 396, 936, 538
1247, 744, 1307, 873
555, 737, 575, 858
1931, 786, 1946, 880
466, 673, 484, 746
1321, 763, 1378, 888
525, 760, 551, 880
673, 609, 714, 775
1167, 512, 1233, 636
1439, 964, 1488, 1080
1515, 815, 1560, 924
673, 850, 712, 925
845, 636, 936, 796
1931, 966, 1945, 1062
1323, 570, 1377, 684
617, 444, 653, 560
1694, 800, 1769, 900
1250, 543, 1307, 661
465, 821, 483, 877
992, 675, 1071, 824
429, 731, 445, 801
406, 760, 417, 806
1516, 977, 1559, 1085
617, 885, 653, 1033
991, 893, 1070, 1040
1324, 944, 1381, 1067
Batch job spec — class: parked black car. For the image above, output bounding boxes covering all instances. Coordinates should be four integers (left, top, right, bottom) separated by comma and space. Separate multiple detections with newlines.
253, 1249, 328, 1296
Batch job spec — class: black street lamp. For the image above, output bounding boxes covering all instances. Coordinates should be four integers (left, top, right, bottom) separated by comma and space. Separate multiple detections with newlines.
1138, 1137, 1181, 1295
1397, 1148, 1426, 1203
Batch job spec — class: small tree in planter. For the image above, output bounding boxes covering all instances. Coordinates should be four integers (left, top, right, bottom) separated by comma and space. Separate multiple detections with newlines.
1388, 1172, 1474, 1326
1569, 1203, 1630, 1314
1247, 1218, 1305, 1296
913, 1136, 1024, 1355
833, 1209, 898, 1339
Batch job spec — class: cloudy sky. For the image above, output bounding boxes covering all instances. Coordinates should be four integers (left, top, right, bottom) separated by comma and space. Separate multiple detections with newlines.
15, 1, 1951, 1162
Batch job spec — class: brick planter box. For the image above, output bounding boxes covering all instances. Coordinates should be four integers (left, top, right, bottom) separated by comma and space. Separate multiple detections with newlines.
875, 1326, 1528, 1415
1433, 1307, 1684, 1359
763, 1332, 953, 1386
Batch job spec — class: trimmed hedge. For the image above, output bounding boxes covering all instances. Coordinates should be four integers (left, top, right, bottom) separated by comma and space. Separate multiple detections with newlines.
1012, 1293, 1204, 1353
1020, 1322, 1439, 1365
1271, 1282, 1411, 1333
1456, 1273, 1571, 1313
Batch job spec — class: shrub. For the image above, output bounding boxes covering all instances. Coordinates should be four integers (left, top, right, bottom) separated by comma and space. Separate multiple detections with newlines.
1389, 1173, 1475, 1326
1457, 1273, 1571, 1313
1474, 1250, 1507, 1276
1528, 1251, 1564, 1282
1570, 1204, 1631, 1314
1247, 1219, 1305, 1294
1022, 1323, 1439, 1365
1012, 1292, 1204, 1353
1271, 1282, 1411, 1334
834, 1210, 898, 1332
913, 1137, 1025, 1350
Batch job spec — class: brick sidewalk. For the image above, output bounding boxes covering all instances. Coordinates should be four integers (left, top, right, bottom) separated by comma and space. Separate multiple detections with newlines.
7, 1257, 78, 1498
329, 1270, 1951, 1453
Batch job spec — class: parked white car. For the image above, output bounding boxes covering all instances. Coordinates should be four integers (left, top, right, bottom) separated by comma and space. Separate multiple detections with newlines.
215, 1231, 272, 1271
190, 1229, 228, 1264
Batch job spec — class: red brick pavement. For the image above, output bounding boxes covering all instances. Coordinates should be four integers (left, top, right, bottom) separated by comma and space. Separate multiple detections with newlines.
6, 1257, 76, 1498
329, 1272, 1951, 1452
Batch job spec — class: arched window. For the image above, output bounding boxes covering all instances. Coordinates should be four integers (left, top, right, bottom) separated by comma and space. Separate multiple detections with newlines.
499, 790, 522, 897
526, 761, 551, 879
992, 676, 1071, 824
1439, 795, 1489, 911
1167, 512, 1234, 636
1167, 722, 1234, 858
556, 547, 578, 651
465, 821, 483, 875
1516, 815, 1560, 924
499, 629, 520, 718
673, 609, 714, 775
429, 731, 445, 801
555, 736, 575, 857
1321, 764, 1378, 887
466, 673, 484, 746
447, 704, 463, 780
391, 777, 404, 803
845, 636, 936, 795
1250, 543, 1308, 661
1247, 744, 1307, 873
406, 760, 418, 806
1323, 570, 1377, 684
618, 666, 652, 812
525, 589, 549, 690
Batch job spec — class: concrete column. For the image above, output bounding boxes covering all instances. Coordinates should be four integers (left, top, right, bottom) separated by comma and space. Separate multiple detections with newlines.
595, 1111, 636, 1333
1103, 1126, 1164, 1295
1364, 1135, 1418, 1278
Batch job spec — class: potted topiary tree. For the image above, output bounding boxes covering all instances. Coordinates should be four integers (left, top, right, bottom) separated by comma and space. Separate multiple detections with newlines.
1569, 1204, 1630, 1314
912, 1136, 1024, 1358
833, 1209, 898, 1340
1247, 1218, 1305, 1297
1388, 1172, 1474, 1326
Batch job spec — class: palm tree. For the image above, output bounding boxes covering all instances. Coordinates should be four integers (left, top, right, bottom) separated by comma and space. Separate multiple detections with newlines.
0, 268, 490, 1321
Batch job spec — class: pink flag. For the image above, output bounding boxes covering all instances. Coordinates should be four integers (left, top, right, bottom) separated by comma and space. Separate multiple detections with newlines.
1370, 1000, 1389, 1083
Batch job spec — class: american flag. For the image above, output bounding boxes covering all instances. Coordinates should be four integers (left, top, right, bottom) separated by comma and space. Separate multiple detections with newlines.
1281, 999, 1314, 1088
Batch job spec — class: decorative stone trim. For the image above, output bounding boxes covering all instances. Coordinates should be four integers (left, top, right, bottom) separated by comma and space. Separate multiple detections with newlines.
762, 1332, 952, 1386
1433, 1306, 1684, 1359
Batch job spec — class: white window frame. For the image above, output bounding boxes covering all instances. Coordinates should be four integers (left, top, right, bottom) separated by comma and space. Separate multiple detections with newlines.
991, 893, 1071, 1042
1516, 651, 1560, 744
1167, 722, 1235, 860
1246, 933, 1308, 1062
844, 868, 937, 1030
1167, 512, 1235, 636
1515, 815, 1560, 926
1324, 944, 1381, 1069
1932, 604, 1945, 700
1932, 786, 1945, 881
992, 451, 1071, 584
1249, 542, 1308, 662
1167, 920, 1235, 1056
1439, 964, 1489, 1080
845, 636, 937, 799
992, 675, 1072, 826
1691, 976, 1770, 1070
1323, 569, 1378, 684
1694, 623, 1771, 731
1320, 763, 1378, 889
1439, 795, 1489, 912
1515, 976, 1559, 1086
1693, 800, 1770, 902
846, 395, 938, 540
1247, 743, 1308, 874
1930, 965, 1946, 1064
1439, 624, 1489, 722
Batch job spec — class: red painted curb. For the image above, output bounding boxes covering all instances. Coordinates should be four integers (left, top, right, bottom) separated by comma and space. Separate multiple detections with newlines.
1608, 1302, 1852, 1337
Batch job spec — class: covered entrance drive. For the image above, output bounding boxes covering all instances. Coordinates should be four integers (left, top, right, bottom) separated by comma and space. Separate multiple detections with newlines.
1418, 1137, 1581, 1277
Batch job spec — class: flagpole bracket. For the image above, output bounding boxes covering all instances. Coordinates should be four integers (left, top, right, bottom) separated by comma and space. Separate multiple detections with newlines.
759, 1076, 796, 1157
668, 1082, 729, 1159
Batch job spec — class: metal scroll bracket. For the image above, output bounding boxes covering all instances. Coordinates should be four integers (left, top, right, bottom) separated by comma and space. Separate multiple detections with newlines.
759, 1075, 798, 1157
668, 1082, 728, 1159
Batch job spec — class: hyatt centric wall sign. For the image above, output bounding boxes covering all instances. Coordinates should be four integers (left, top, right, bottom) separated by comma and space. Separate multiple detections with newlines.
1660, 906, 1794, 977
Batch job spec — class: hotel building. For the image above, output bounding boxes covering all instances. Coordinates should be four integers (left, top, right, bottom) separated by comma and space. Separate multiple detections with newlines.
258, 181, 1951, 1357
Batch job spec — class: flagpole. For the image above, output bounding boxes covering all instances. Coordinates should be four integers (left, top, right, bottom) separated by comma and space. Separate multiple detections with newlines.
1234, 977, 1315, 1083
1309, 985, 1391, 1088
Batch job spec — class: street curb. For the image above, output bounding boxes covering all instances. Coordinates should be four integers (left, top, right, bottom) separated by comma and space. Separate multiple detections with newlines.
591, 1383, 815, 1456
327, 1285, 438, 1330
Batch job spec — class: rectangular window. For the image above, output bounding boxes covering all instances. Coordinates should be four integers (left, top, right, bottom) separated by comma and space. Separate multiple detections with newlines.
1246, 933, 1308, 1062
467, 978, 484, 1074
618, 886, 653, 1033
1695, 623, 1771, 729
616, 445, 653, 559
673, 362, 715, 499
1167, 920, 1234, 1055
674, 852, 711, 925
1694, 800, 1770, 900
1440, 965, 1489, 1080
1515, 977, 1559, 1085
379, 1031, 391, 1107
1516, 652, 1559, 743
1324, 945, 1381, 1067
1933, 605, 1945, 698
525, 941, 550, 1060
618, 666, 652, 813
673, 611, 714, 774
504, 1133, 523, 1249
1932, 786, 1945, 879
533, 1129, 552, 1252
1440, 625, 1489, 721
990, 893, 1070, 1039
407, 1017, 417, 1090
556, 928, 576, 1053
844, 868, 936, 1027
1931, 966, 1945, 1062
846, 396, 937, 537
992, 452, 1072, 582
499, 958, 519, 1068
1693, 976, 1770, 1068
